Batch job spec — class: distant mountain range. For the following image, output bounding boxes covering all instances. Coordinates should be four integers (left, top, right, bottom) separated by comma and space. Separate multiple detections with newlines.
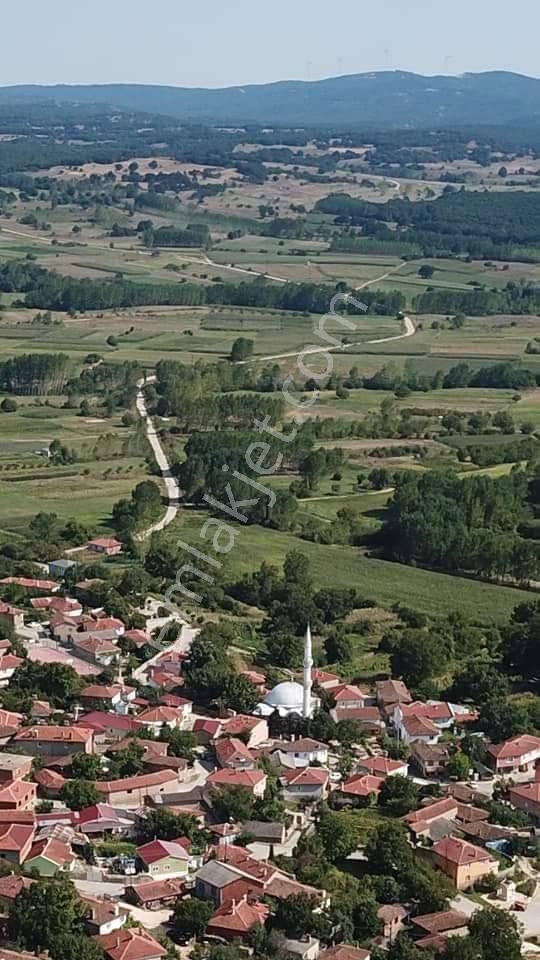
2, 71, 540, 128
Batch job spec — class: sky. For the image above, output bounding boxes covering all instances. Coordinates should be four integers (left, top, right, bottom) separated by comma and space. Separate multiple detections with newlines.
3, 0, 540, 88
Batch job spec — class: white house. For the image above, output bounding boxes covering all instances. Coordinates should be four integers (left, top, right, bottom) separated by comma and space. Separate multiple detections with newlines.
275, 738, 329, 768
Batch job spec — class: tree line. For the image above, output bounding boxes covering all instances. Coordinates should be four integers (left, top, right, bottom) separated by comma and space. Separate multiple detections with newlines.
0, 259, 404, 315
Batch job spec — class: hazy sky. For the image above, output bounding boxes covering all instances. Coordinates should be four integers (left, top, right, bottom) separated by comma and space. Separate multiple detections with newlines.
3, 0, 540, 87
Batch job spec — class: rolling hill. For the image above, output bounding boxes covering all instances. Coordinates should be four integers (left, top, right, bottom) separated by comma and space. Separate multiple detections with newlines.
1, 70, 540, 128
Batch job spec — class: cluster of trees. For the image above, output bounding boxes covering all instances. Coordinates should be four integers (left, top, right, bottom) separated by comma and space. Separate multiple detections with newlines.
181, 621, 261, 711
112, 480, 163, 536
175, 428, 300, 531
8, 877, 104, 960
0, 352, 69, 395
317, 188, 540, 261
230, 552, 367, 660
142, 223, 210, 248
383, 469, 540, 582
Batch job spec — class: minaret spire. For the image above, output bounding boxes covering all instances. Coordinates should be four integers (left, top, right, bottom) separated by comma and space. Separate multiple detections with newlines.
303, 623, 313, 719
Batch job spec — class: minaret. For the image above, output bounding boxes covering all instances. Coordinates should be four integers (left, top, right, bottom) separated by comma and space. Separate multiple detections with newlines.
302, 623, 313, 719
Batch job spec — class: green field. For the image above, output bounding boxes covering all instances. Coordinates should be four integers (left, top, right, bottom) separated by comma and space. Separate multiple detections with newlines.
167, 507, 531, 621
0, 457, 147, 534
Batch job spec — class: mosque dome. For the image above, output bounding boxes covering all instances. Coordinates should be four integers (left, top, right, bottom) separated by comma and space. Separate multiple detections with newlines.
263, 681, 305, 713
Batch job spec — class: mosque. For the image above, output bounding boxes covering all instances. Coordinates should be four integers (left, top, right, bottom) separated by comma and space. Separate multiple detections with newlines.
254, 624, 320, 719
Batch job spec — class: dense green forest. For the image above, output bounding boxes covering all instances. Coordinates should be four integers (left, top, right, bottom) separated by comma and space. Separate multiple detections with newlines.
318, 189, 540, 260
382, 469, 540, 583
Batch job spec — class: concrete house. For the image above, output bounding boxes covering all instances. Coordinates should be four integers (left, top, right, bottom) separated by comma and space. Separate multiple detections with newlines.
13, 725, 94, 757
215, 737, 255, 770
73, 636, 118, 667
87, 538, 123, 557
206, 769, 267, 798
0, 603, 24, 634
488, 734, 540, 775
399, 715, 440, 745
81, 895, 128, 936
48, 559, 76, 580
136, 703, 192, 733
280, 767, 330, 802
207, 896, 269, 942
509, 779, 540, 822
96, 770, 180, 808
0, 778, 37, 811
0, 824, 35, 865
136, 838, 190, 879
331, 684, 368, 710
274, 738, 329, 768
24, 837, 74, 876
431, 837, 498, 890
125, 878, 185, 910
97, 928, 166, 960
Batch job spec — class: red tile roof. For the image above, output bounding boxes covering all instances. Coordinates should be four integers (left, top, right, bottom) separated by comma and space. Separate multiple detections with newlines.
332, 683, 367, 702
97, 928, 166, 960
333, 706, 382, 724
76, 804, 131, 825
207, 769, 266, 791
123, 630, 150, 647
281, 767, 329, 787
312, 668, 340, 685
0, 603, 22, 616
96, 770, 178, 795
412, 910, 469, 935
136, 839, 190, 865
321, 948, 371, 960
509, 780, 540, 804
222, 715, 263, 736
277, 738, 328, 753
159, 694, 189, 707
0, 577, 58, 592
360, 757, 408, 776
34, 768, 66, 790
193, 717, 222, 738
401, 715, 439, 738
126, 878, 184, 905
0, 655, 23, 673
208, 896, 269, 935
342, 774, 385, 797
432, 837, 492, 865
240, 670, 266, 685
88, 538, 123, 550
80, 684, 133, 700
215, 738, 254, 767
137, 705, 190, 724
0, 874, 33, 900
14, 725, 93, 744
80, 712, 141, 733
0, 823, 34, 853
405, 797, 458, 825
376, 679, 412, 703
0, 708, 23, 727
73, 636, 117, 655
400, 701, 454, 721
31, 597, 81, 614
26, 836, 74, 866
488, 734, 540, 761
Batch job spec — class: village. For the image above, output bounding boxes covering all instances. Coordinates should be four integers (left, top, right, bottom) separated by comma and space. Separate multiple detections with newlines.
0, 552, 538, 960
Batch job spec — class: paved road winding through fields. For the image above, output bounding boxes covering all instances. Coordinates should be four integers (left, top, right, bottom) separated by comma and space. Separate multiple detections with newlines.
136, 374, 180, 537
